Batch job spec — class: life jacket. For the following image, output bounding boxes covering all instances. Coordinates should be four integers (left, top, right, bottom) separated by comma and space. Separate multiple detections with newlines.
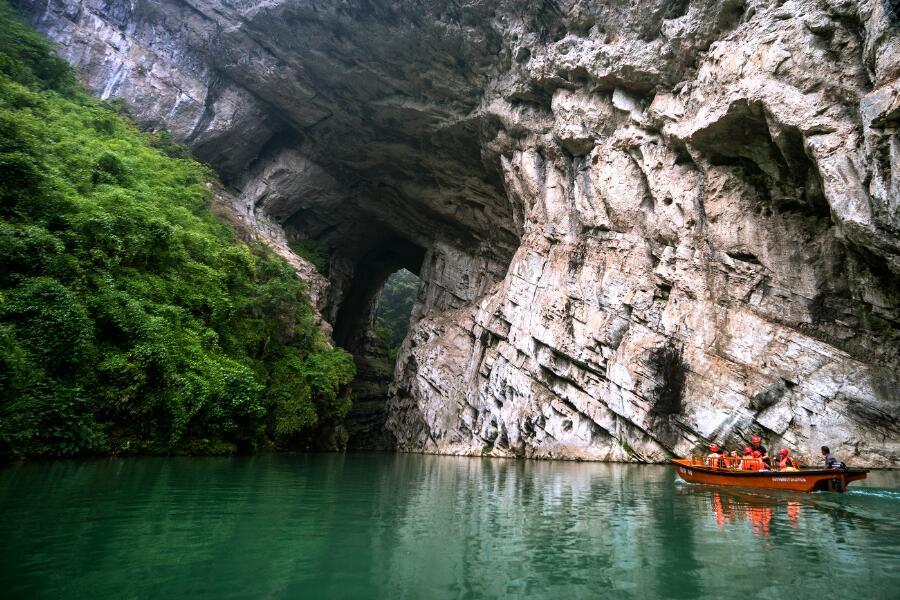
741, 458, 763, 471
779, 456, 796, 470
825, 455, 846, 469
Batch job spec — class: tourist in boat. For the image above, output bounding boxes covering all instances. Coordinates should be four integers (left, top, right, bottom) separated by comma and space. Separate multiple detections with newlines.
779, 449, 798, 471
740, 450, 764, 471
738, 447, 753, 469
822, 446, 846, 469
707, 444, 722, 467
750, 436, 770, 466
729, 451, 739, 468
719, 448, 732, 467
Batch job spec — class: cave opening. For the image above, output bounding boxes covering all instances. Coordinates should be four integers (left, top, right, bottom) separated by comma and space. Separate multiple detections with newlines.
331, 235, 425, 450
332, 236, 425, 352
374, 268, 421, 364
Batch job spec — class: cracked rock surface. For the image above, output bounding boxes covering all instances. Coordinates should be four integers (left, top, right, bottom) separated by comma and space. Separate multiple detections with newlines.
19, 0, 899, 465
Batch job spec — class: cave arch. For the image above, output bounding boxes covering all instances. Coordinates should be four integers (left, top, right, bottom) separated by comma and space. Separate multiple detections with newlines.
332, 236, 426, 353
329, 235, 426, 450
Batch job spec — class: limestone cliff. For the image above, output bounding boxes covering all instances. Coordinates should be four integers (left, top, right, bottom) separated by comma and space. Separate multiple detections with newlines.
17, 0, 899, 465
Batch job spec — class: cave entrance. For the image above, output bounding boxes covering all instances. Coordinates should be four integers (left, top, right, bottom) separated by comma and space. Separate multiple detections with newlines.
333, 238, 425, 352
333, 237, 425, 450
374, 269, 421, 364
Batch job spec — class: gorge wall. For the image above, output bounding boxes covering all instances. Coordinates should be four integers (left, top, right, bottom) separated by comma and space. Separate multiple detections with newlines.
17, 0, 900, 466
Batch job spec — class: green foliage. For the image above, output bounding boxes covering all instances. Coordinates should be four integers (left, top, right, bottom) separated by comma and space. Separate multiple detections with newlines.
0, 3, 76, 96
0, 3, 355, 460
146, 128, 191, 159
374, 269, 420, 363
288, 238, 330, 275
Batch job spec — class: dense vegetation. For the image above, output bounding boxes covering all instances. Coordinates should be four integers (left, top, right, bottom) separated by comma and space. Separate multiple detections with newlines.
0, 3, 355, 460
288, 238, 330, 276
374, 269, 420, 363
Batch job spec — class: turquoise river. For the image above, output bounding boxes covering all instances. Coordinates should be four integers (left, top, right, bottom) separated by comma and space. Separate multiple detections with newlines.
1, 454, 898, 599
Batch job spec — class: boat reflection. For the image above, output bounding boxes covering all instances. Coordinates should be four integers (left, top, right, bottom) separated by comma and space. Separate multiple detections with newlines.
679, 485, 802, 537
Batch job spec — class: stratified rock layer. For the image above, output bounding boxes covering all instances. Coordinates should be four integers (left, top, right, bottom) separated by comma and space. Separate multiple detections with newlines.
19, 0, 899, 465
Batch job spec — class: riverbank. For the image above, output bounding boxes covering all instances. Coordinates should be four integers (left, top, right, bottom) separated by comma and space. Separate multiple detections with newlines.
4, 446, 898, 471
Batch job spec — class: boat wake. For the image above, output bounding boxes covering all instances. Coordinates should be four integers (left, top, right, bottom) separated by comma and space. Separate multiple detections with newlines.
844, 488, 900, 501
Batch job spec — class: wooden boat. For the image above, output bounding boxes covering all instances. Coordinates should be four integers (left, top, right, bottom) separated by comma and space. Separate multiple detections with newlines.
672, 458, 868, 493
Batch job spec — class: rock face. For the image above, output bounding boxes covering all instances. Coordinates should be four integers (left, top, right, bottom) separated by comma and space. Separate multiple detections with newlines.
18, 0, 899, 466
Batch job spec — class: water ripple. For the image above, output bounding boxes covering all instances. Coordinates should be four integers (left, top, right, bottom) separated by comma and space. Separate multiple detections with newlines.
0, 455, 897, 600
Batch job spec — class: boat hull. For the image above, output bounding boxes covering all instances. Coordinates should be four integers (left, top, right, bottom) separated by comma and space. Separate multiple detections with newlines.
672, 459, 868, 493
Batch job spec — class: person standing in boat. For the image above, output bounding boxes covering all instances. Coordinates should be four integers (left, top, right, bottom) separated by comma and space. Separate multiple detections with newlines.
750, 436, 771, 467
821, 446, 846, 469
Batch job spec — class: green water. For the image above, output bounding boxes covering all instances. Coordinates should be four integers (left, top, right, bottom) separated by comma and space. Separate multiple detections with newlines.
1, 455, 898, 599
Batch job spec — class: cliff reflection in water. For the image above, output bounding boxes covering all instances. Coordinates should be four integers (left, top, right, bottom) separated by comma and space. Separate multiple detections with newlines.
1, 455, 899, 599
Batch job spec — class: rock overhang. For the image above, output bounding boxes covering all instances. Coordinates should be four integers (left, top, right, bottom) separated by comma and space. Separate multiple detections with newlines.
19, 0, 900, 465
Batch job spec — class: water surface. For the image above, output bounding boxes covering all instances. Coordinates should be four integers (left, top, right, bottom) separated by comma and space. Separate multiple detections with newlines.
1, 454, 898, 599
